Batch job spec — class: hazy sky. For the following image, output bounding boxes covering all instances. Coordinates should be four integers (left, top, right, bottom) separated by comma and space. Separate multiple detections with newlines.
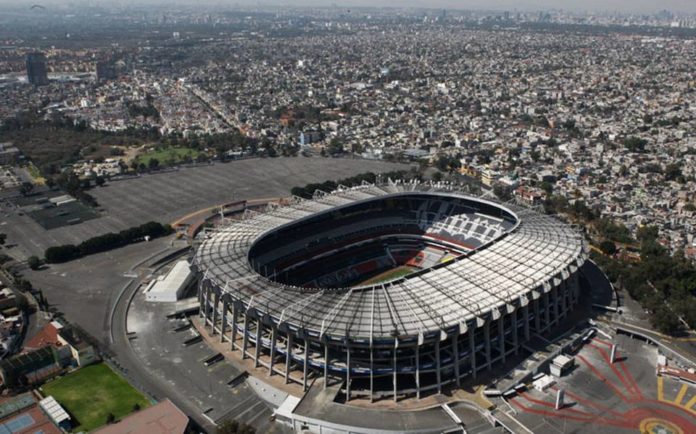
305, 0, 696, 13
1, 0, 695, 14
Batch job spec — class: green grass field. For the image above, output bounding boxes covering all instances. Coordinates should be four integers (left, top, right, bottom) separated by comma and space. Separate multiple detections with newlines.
136, 146, 200, 166
358, 266, 416, 286
41, 363, 150, 432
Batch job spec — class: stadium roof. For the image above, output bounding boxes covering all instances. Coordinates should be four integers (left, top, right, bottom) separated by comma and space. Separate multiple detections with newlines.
194, 181, 587, 342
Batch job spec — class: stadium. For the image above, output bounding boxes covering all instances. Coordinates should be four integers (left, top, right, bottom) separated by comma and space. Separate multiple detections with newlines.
193, 181, 588, 401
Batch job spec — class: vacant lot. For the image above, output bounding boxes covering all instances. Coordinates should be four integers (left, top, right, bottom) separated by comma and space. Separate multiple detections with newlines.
42, 363, 150, 432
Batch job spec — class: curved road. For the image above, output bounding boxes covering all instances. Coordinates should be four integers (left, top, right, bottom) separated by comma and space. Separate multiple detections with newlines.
108, 251, 219, 432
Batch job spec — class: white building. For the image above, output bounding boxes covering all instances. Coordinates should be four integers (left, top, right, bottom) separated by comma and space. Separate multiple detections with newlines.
145, 260, 193, 302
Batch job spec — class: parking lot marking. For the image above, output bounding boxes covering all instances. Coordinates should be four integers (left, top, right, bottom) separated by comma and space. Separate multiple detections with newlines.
685, 395, 696, 411
658, 376, 664, 401
674, 384, 688, 406
577, 354, 629, 402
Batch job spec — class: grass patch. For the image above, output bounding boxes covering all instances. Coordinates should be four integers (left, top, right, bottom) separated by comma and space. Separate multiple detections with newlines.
357, 265, 416, 286
41, 363, 150, 432
136, 146, 200, 166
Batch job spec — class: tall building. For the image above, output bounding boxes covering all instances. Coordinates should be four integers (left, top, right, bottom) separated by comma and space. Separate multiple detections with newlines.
26, 53, 49, 86
95, 60, 116, 83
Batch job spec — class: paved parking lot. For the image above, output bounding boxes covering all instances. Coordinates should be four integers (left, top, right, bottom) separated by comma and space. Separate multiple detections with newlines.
21, 236, 176, 343
127, 290, 290, 433
504, 334, 696, 434
1, 158, 410, 258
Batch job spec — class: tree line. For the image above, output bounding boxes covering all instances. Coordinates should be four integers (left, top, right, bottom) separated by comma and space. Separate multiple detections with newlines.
592, 229, 696, 335
44, 222, 173, 263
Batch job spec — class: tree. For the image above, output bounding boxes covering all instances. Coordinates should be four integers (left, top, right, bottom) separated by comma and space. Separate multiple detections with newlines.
217, 420, 255, 434
326, 138, 344, 156
636, 225, 659, 243
132, 403, 141, 412
106, 413, 116, 424
435, 155, 450, 172
651, 305, 681, 335
95, 176, 106, 187
540, 181, 553, 195
0, 233, 6, 245
19, 182, 34, 196
45, 245, 81, 263
623, 136, 647, 153
599, 240, 617, 256
664, 163, 682, 182
148, 158, 160, 170
27, 256, 41, 270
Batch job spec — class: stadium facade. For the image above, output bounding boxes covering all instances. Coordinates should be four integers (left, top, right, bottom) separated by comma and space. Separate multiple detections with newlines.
193, 181, 587, 401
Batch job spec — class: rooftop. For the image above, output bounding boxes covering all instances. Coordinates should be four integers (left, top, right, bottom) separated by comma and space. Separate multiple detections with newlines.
92, 399, 188, 434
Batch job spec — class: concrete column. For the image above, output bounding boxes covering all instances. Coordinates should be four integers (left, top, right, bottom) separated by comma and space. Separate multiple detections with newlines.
323, 344, 329, 388
523, 304, 531, 341
202, 286, 210, 324
268, 326, 278, 377
556, 389, 565, 410
198, 283, 205, 318
453, 335, 460, 387
230, 306, 238, 351
242, 313, 249, 359
469, 329, 477, 379
393, 344, 398, 402
415, 344, 421, 399
303, 339, 309, 391
211, 291, 220, 334
534, 299, 541, 333
254, 320, 262, 368
269, 327, 277, 377
346, 345, 351, 401
484, 321, 491, 371
543, 293, 550, 331
220, 299, 228, 343
511, 309, 518, 355
285, 334, 293, 384
552, 287, 560, 325
498, 318, 506, 363
436, 340, 442, 394
370, 346, 374, 402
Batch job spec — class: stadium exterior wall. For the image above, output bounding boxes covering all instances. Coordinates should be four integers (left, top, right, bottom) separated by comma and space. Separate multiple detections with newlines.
197, 271, 580, 400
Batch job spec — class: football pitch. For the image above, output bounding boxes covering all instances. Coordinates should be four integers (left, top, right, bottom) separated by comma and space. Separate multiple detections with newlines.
41, 363, 150, 432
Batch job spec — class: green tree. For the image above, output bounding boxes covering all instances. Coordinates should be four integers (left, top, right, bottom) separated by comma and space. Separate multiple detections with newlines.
664, 163, 682, 182
218, 420, 255, 434
599, 240, 616, 255
19, 182, 34, 196
636, 225, 659, 243
540, 181, 553, 195
623, 136, 647, 153
327, 138, 344, 156
27, 256, 41, 270
651, 305, 681, 335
